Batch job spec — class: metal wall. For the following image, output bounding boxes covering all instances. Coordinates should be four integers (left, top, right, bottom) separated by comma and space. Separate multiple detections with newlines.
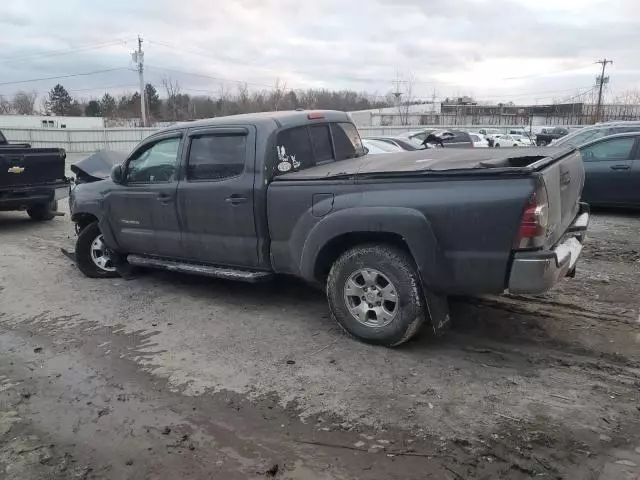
2, 127, 161, 153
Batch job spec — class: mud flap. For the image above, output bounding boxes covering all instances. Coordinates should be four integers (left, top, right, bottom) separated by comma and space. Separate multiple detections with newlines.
60, 248, 76, 261
423, 290, 450, 337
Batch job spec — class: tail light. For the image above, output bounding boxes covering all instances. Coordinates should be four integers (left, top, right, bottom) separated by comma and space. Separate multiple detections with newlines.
513, 180, 549, 250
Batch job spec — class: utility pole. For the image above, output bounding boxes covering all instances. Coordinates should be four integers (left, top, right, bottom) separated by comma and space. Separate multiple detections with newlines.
132, 35, 147, 127
595, 59, 612, 123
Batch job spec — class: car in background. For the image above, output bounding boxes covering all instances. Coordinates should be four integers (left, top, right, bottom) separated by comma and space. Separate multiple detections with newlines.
399, 129, 435, 144
512, 134, 536, 146
478, 128, 502, 137
364, 136, 423, 151
536, 127, 569, 146
493, 134, 532, 148
362, 138, 404, 155
551, 122, 640, 148
574, 132, 640, 208
468, 133, 489, 148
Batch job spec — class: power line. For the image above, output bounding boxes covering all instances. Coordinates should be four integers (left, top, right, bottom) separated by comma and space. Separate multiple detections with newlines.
0, 38, 134, 64
0, 67, 132, 87
502, 63, 594, 81
145, 65, 276, 89
66, 84, 139, 93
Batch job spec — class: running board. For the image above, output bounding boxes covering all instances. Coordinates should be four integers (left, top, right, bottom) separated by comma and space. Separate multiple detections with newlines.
126, 255, 273, 283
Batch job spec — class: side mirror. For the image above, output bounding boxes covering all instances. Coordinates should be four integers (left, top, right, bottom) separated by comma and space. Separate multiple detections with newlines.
111, 164, 124, 184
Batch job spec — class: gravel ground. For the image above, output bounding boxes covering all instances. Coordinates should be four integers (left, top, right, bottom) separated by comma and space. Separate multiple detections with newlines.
1, 187, 639, 479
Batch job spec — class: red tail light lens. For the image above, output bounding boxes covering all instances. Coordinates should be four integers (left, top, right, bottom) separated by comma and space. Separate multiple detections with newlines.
307, 112, 325, 119
513, 183, 549, 250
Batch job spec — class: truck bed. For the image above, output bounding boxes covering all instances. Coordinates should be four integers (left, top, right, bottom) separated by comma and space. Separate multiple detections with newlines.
275, 147, 576, 180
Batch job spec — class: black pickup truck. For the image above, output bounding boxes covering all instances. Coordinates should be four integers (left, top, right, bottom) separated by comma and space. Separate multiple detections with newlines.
69, 110, 589, 347
536, 127, 569, 146
0, 130, 69, 220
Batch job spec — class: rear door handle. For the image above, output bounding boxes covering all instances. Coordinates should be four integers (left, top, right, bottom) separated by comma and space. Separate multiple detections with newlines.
610, 164, 630, 170
157, 193, 174, 204
225, 195, 247, 205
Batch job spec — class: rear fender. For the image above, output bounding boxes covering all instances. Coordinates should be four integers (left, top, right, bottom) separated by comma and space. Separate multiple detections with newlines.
300, 207, 452, 290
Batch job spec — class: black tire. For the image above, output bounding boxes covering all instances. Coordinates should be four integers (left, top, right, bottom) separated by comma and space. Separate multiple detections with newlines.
494, 143, 501, 148
326, 245, 426, 347
27, 200, 57, 221
75, 222, 119, 278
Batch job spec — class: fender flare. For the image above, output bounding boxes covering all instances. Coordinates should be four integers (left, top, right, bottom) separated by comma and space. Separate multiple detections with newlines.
298, 206, 451, 288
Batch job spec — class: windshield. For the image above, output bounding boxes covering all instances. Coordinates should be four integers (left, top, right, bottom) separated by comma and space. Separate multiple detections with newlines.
554, 128, 606, 147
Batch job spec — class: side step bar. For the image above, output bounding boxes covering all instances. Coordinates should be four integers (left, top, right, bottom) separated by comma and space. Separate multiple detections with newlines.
127, 255, 273, 283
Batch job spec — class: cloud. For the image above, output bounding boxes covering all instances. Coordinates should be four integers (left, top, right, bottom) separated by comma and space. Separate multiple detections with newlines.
0, 0, 637, 104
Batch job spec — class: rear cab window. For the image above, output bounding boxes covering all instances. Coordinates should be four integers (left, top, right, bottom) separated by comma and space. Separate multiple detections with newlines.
274, 122, 363, 176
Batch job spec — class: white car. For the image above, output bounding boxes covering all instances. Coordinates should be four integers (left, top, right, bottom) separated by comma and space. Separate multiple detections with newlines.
468, 133, 489, 148
362, 138, 404, 155
493, 134, 532, 147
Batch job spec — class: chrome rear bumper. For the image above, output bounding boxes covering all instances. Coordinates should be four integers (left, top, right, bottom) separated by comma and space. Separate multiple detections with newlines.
508, 204, 589, 294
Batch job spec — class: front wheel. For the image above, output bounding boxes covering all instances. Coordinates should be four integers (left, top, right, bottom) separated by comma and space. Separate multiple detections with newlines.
494, 143, 501, 148
27, 200, 57, 221
326, 245, 426, 347
75, 222, 119, 278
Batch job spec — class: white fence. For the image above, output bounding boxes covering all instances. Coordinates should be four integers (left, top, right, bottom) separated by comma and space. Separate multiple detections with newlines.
2, 127, 162, 153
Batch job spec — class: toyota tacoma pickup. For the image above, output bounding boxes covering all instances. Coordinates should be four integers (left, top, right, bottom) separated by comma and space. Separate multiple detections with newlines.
1, 129, 69, 220
69, 110, 589, 347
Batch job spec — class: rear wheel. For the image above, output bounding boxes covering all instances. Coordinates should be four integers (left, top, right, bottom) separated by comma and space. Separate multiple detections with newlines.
494, 143, 501, 148
326, 245, 426, 347
75, 222, 119, 278
27, 200, 57, 221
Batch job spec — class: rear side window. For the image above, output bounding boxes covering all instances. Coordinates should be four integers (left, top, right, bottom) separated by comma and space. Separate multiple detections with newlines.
276, 126, 314, 173
187, 134, 246, 181
275, 122, 364, 175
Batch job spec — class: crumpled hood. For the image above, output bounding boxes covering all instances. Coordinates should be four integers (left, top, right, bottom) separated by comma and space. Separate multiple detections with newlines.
70, 151, 126, 183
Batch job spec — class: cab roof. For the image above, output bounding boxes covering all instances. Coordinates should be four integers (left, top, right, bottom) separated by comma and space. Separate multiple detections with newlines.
158, 110, 352, 134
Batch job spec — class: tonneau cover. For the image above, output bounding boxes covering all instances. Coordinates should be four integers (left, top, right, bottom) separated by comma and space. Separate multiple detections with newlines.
276, 146, 575, 180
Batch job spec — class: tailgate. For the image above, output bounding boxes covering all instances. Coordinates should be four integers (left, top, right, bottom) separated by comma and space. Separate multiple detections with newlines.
539, 149, 585, 248
0, 148, 66, 188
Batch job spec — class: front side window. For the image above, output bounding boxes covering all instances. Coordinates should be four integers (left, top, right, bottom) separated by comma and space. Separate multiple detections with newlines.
187, 134, 246, 181
581, 137, 636, 162
126, 137, 181, 183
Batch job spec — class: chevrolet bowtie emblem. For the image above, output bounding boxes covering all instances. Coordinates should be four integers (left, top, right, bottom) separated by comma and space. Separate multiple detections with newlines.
7, 166, 25, 174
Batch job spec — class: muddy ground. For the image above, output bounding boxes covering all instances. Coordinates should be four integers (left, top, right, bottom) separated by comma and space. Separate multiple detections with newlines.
1, 200, 639, 479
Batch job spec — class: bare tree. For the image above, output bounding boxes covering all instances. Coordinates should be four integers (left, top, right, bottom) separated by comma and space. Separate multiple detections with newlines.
161, 77, 182, 121
271, 79, 287, 111
11, 90, 38, 115
613, 89, 640, 105
0, 95, 12, 114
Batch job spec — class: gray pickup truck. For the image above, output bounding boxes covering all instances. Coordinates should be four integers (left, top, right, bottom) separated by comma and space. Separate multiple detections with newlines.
69, 110, 589, 347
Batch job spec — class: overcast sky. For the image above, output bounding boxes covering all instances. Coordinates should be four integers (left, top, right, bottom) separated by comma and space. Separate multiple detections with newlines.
1, 0, 638, 105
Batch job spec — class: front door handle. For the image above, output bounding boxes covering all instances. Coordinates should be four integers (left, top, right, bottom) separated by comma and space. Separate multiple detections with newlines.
157, 193, 174, 204
225, 195, 247, 205
610, 164, 630, 170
